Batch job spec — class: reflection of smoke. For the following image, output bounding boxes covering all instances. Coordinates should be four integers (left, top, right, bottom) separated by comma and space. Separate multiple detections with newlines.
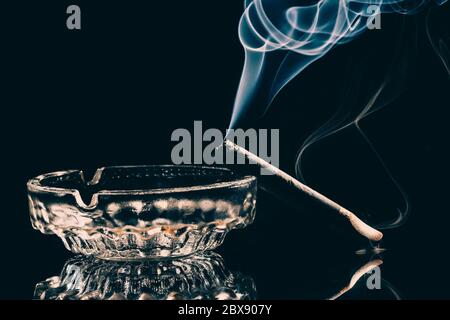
230, 0, 448, 129
382, 279, 402, 300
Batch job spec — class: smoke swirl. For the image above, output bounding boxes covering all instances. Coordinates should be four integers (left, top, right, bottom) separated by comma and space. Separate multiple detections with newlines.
230, 0, 448, 230
230, 0, 448, 129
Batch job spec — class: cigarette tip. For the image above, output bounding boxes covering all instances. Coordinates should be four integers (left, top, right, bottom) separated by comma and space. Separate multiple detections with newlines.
371, 230, 384, 242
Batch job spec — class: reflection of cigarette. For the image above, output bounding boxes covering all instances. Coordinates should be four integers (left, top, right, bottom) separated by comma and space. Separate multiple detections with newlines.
328, 259, 383, 300
224, 139, 383, 242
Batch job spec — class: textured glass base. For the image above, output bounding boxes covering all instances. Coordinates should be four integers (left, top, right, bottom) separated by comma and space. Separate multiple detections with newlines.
60, 227, 229, 260
34, 252, 256, 300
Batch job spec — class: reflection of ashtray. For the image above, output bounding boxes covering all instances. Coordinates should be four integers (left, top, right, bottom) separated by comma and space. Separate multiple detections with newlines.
28, 165, 257, 260
34, 252, 256, 300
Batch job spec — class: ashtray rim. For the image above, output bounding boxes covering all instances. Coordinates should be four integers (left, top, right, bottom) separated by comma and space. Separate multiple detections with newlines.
27, 165, 256, 209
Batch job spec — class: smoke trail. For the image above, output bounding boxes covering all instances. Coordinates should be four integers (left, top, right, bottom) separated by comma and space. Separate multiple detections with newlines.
426, 6, 450, 76
294, 3, 448, 230
230, 0, 448, 230
295, 18, 415, 230
230, 0, 448, 129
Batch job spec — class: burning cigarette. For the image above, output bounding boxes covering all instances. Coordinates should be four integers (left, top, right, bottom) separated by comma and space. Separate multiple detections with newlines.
224, 139, 383, 242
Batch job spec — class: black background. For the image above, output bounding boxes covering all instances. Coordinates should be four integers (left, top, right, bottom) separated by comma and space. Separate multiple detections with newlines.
1, 1, 449, 299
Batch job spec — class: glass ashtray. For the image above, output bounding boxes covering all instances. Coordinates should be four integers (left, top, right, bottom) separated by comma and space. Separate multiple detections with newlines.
34, 252, 256, 300
28, 165, 257, 260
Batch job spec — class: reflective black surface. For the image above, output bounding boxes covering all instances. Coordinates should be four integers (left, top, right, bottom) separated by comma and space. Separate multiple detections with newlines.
7, 183, 450, 299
